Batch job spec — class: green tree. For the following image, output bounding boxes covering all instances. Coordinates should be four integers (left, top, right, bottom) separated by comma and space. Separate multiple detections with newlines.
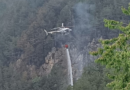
90, 4, 130, 90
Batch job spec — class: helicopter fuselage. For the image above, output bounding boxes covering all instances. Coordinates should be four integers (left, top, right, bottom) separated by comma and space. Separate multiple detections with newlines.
44, 27, 72, 35
44, 23, 72, 35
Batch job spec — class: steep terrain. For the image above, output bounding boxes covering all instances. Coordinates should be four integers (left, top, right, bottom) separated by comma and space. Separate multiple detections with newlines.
0, 0, 130, 90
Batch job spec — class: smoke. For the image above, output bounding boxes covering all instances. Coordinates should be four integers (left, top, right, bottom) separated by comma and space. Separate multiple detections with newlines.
67, 2, 96, 52
73, 2, 95, 38
68, 2, 96, 80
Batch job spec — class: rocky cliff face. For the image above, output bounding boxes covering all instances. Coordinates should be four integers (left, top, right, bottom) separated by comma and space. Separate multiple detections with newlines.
10, 37, 98, 81
11, 47, 67, 80
68, 37, 101, 80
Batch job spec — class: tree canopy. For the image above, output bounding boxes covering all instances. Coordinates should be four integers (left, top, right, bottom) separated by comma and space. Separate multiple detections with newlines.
90, 4, 130, 90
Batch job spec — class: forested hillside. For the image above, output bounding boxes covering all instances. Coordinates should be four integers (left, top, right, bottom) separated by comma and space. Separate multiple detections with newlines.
0, 0, 130, 90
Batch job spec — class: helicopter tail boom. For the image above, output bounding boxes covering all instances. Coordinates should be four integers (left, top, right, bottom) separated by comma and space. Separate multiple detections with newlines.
44, 29, 48, 36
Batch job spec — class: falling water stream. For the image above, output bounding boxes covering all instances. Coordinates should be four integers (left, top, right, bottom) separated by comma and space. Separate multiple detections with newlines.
66, 48, 73, 86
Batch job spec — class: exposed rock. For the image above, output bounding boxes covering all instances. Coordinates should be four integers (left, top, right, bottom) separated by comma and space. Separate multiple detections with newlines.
13, 47, 67, 80
13, 36, 101, 82
68, 38, 101, 80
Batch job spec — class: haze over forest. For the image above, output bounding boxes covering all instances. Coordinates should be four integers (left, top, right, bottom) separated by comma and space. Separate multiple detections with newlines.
0, 0, 130, 90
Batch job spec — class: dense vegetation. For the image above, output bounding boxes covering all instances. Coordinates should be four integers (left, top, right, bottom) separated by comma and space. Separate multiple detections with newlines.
67, 62, 111, 90
90, 4, 130, 90
0, 0, 130, 90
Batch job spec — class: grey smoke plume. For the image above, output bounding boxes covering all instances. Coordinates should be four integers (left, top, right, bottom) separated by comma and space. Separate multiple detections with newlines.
69, 2, 96, 80
73, 2, 95, 39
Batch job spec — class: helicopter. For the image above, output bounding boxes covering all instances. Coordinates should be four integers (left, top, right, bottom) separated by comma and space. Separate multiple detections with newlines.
44, 23, 72, 35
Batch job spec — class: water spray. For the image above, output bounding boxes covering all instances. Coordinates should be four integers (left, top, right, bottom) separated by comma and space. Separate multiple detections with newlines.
65, 45, 73, 87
